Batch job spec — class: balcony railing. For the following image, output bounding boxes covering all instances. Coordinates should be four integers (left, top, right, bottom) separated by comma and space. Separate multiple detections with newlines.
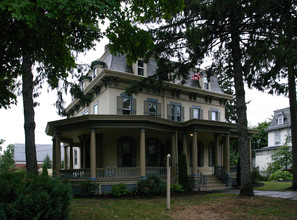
60, 167, 168, 179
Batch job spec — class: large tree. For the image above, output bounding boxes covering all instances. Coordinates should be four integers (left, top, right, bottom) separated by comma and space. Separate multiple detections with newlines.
0, 0, 120, 174
108, 0, 259, 196
246, 0, 297, 189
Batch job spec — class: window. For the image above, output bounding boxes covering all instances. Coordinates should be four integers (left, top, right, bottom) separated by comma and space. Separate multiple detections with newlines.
80, 81, 85, 91
198, 142, 204, 167
117, 95, 136, 115
190, 106, 203, 119
204, 77, 209, 90
81, 109, 88, 115
118, 137, 136, 167
277, 113, 284, 125
74, 149, 78, 165
209, 109, 220, 121
92, 68, 97, 79
275, 131, 281, 145
144, 99, 161, 117
137, 60, 144, 76
168, 103, 184, 121
93, 102, 99, 114
146, 139, 160, 166
209, 143, 215, 167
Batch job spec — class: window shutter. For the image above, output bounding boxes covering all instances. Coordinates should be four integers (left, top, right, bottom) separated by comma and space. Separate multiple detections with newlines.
117, 96, 123, 115
157, 102, 161, 118
132, 98, 136, 115
218, 112, 221, 121
181, 106, 185, 121
190, 107, 193, 119
200, 109, 203, 119
167, 104, 171, 119
144, 100, 148, 115
208, 110, 211, 120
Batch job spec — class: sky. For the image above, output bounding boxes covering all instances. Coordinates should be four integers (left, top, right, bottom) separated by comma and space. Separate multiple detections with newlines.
0, 39, 290, 146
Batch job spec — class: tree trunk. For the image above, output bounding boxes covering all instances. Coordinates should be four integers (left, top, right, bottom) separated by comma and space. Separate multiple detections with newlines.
230, 14, 254, 197
288, 65, 297, 189
22, 52, 38, 174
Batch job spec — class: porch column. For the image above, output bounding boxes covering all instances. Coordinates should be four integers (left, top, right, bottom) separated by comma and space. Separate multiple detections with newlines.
90, 128, 97, 179
70, 144, 73, 170
192, 131, 198, 175
55, 135, 61, 177
83, 139, 87, 169
223, 134, 230, 172
140, 128, 146, 177
52, 138, 56, 174
249, 137, 252, 171
214, 134, 220, 168
182, 134, 188, 164
64, 145, 68, 170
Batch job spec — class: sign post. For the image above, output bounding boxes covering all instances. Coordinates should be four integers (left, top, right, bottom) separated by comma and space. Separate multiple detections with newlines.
166, 154, 171, 211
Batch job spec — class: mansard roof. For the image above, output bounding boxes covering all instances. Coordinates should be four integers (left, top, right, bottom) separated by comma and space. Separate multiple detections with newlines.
100, 51, 223, 94
266, 107, 291, 131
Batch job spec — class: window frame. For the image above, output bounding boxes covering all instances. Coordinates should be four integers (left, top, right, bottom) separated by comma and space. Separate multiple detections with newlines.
117, 94, 136, 115
137, 60, 145, 76
190, 106, 203, 119
170, 102, 183, 122
93, 102, 99, 114
209, 108, 219, 121
277, 113, 284, 125
274, 130, 281, 145
74, 148, 78, 166
203, 76, 209, 90
117, 137, 136, 167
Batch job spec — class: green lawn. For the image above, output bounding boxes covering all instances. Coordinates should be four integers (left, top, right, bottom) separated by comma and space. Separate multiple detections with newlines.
69, 193, 297, 219
255, 181, 292, 191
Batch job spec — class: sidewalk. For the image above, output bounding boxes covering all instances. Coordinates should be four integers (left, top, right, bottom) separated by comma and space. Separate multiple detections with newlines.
217, 189, 297, 200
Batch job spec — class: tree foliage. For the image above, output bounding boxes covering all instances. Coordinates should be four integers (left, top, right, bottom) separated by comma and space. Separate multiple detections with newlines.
108, 0, 257, 197
178, 153, 189, 191
267, 145, 292, 175
0, 143, 15, 174
251, 121, 271, 152
42, 154, 51, 169
0, 0, 121, 174
244, 0, 297, 189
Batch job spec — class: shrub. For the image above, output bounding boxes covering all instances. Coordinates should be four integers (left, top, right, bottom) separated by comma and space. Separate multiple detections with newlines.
170, 183, 184, 193
178, 153, 189, 191
109, 183, 129, 197
79, 180, 98, 196
268, 170, 293, 182
251, 169, 261, 184
0, 172, 72, 220
41, 164, 49, 178
133, 174, 166, 197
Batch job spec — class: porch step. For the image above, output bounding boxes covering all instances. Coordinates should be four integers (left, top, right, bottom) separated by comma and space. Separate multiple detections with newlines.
201, 175, 231, 191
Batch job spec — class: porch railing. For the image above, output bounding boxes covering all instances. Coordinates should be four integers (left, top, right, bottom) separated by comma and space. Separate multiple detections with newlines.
97, 167, 140, 178
61, 169, 90, 179
60, 167, 168, 179
146, 167, 167, 176
214, 166, 232, 187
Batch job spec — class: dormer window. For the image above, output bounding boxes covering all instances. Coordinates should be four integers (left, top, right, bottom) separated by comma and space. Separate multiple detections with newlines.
204, 77, 209, 90
137, 60, 144, 76
277, 113, 284, 125
92, 68, 97, 79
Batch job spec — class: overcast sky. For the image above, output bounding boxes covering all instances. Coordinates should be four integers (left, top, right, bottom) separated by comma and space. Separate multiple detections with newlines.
0, 39, 290, 146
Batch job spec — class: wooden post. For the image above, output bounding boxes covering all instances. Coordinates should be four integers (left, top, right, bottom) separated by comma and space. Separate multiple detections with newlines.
166, 154, 171, 211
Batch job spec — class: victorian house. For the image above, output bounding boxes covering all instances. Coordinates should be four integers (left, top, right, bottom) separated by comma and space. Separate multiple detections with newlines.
46, 47, 256, 192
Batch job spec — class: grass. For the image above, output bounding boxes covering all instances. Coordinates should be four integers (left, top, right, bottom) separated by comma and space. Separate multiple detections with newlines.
69, 193, 297, 219
255, 181, 292, 191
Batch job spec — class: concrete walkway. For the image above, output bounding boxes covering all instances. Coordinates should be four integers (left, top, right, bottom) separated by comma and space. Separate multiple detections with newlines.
216, 189, 297, 200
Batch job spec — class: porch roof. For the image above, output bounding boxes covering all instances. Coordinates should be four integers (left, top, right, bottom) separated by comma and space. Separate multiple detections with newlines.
46, 115, 258, 141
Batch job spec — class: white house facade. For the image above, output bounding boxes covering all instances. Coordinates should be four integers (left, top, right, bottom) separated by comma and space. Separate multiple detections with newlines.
255, 107, 292, 172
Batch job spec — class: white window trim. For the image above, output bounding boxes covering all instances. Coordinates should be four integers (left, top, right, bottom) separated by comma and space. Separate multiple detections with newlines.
93, 102, 99, 114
